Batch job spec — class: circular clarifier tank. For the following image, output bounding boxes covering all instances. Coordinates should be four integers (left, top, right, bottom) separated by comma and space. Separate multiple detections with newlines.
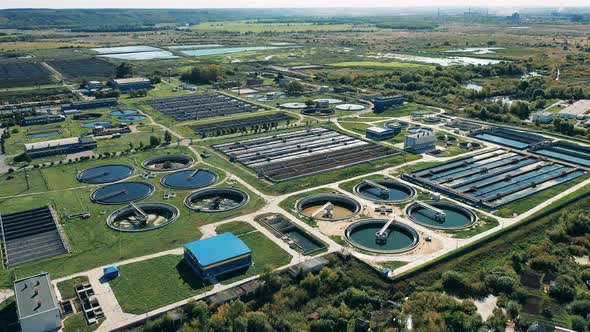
296, 194, 361, 221
385, 121, 408, 128
91, 182, 155, 205
301, 108, 335, 116
335, 104, 365, 111
161, 169, 218, 190
313, 98, 342, 104
141, 154, 195, 172
437, 135, 457, 142
345, 219, 419, 254
118, 115, 147, 122
280, 102, 308, 109
406, 201, 477, 230
184, 188, 249, 212
110, 109, 138, 116
77, 164, 135, 184
82, 121, 111, 128
107, 202, 179, 232
459, 142, 481, 149
407, 127, 433, 134
354, 179, 416, 203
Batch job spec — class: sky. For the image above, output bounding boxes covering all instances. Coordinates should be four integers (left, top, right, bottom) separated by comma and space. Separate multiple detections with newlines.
0, 0, 588, 9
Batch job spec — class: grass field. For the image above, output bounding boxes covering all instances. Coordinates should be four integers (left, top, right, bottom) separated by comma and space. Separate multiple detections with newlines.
218, 231, 292, 285
63, 313, 102, 332
215, 221, 256, 236
110, 230, 291, 312
191, 21, 378, 33
329, 61, 431, 69
109, 255, 213, 314
57, 276, 89, 299
0, 42, 95, 52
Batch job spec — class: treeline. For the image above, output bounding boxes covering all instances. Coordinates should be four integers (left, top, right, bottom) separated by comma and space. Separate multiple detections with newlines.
0, 8, 302, 29
437, 206, 590, 331
70, 25, 168, 33
180, 65, 222, 84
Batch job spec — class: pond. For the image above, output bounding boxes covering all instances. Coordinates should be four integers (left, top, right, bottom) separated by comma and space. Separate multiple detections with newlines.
367, 53, 505, 66
180, 46, 296, 57
26, 130, 61, 139
446, 47, 504, 54
99, 51, 179, 60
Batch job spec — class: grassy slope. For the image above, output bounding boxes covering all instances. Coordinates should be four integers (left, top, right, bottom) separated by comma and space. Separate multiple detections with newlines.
218, 231, 292, 285
57, 276, 89, 299
215, 221, 256, 236
109, 255, 213, 314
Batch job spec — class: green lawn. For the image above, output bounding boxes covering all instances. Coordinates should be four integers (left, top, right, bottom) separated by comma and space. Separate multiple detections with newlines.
215, 221, 256, 236
63, 313, 102, 332
191, 21, 378, 33
381, 261, 408, 270
56, 276, 89, 299
329, 61, 431, 69
218, 231, 292, 285
110, 255, 212, 314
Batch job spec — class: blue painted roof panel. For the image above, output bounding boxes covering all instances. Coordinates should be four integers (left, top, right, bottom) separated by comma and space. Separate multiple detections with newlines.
184, 233, 251, 267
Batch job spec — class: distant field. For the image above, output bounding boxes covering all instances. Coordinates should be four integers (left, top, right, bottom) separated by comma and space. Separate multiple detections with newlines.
192, 21, 378, 33
328, 61, 431, 68
0, 42, 94, 52
0, 62, 55, 88
48, 58, 116, 79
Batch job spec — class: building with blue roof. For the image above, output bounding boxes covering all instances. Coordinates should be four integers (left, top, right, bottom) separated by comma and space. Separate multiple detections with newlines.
366, 125, 400, 141
183, 233, 252, 278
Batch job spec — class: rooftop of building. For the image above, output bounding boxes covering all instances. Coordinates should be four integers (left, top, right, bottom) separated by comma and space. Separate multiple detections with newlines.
71, 97, 117, 105
375, 94, 403, 100
367, 125, 396, 134
14, 272, 59, 319
24, 114, 64, 120
184, 233, 251, 267
111, 77, 151, 84
25, 136, 94, 151
559, 100, 590, 115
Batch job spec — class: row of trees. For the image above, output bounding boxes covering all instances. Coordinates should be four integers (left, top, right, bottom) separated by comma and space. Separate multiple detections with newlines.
181, 64, 222, 84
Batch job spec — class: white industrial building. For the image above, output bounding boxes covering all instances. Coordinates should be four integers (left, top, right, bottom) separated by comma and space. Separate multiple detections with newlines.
14, 273, 61, 332
404, 131, 436, 153
558, 100, 590, 120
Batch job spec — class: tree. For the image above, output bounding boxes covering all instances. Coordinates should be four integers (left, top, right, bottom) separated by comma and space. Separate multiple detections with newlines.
442, 271, 472, 296
181, 64, 222, 84
164, 131, 172, 144
116, 62, 133, 78
246, 312, 272, 332
286, 81, 304, 95
149, 135, 161, 147
549, 275, 577, 302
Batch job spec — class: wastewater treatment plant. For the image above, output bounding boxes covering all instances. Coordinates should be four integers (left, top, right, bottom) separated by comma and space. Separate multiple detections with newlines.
2, 9, 590, 332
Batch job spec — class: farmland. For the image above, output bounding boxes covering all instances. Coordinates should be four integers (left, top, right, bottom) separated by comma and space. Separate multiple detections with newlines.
0, 62, 55, 88
47, 58, 116, 79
